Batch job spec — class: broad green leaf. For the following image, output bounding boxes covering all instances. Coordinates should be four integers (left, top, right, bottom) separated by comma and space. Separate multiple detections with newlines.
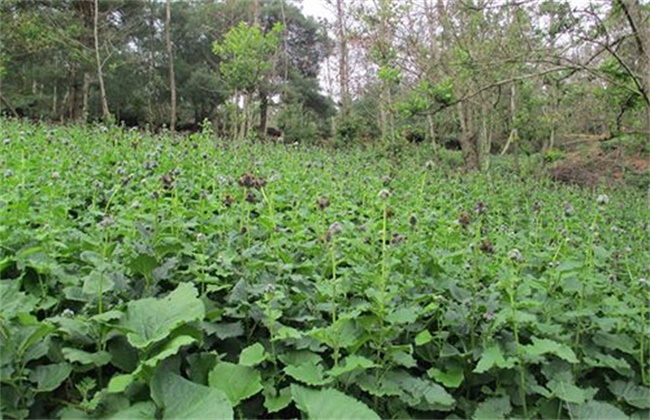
18, 323, 56, 357
546, 377, 588, 404
208, 362, 263, 405
357, 372, 402, 397
58, 407, 91, 419
391, 350, 417, 368
273, 324, 303, 341
263, 386, 292, 413
122, 283, 205, 349
291, 384, 380, 419
239, 343, 266, 367
81, 270, 115, 295
593, 332, 636, 355
142, 335, 197, 368
569, 400, 628, 419
423, 382, 456, 407
203, 321, 244, 339
473, 395, 511, 419
415, 330, 433, 346
284, 361, 331, 386
29, 363, 72, 392
62, 348, 111, 367
0, 280, 38, 318
90, 310, 123, 323
474, 344, 514, 373
329, 355, 376, 377
278, 350, 322, 367
396, 372, 455, 408
556, 260, 583, 273
385, 307, 418, 324
608, 380, 650, 409
151, 369, 232, 419
108, 374, 134, 393
523, 337, 578, 363
427, 366, 464, 388
128, 253, 158, 277
107, 402, 156, 419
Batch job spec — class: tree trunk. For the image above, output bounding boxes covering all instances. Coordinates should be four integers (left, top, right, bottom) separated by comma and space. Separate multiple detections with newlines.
336, 0, 350, 114
165, 0, 176, 132
457, 102, 479, 170
82, 72, 90, 121
259, 91, 269, 139
94, 0, 110, 122
427, 114, 437, 148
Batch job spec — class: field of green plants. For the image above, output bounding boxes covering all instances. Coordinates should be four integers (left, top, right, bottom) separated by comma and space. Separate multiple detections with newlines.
0, 119, 648, 419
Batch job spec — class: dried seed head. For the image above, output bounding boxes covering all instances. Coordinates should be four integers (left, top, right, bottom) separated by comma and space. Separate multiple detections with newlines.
51, 171, 60, 180
458, 211, 472, 227
563, 202, 573, 216
222, 194, 235, 207
238, 173, 255, 188
378, 189, 392, 200
390, 233, 405, 245
328, 222, 343, 235
317, 196, 330, 210
61, 308, 75, 317
325, 222, 343, 241
479, 240, 495, 254
161, 173, 175, 190
98, 215, 114, 229
245, 191, 257, 203
509, 249, 523, 262
596, 194, 609, 205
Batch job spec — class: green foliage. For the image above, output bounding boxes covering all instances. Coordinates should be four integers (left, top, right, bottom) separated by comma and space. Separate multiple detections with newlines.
212, 21, 283, 93
543, 148, 565, 163
0, 120, 648, 418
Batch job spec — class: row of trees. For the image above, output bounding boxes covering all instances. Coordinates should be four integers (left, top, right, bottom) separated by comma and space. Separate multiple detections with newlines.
1, 0, 648, 167
0, 0, 336, 142
325, 0, 649, 168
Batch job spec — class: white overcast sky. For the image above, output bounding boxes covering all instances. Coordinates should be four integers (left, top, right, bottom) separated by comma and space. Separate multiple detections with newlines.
298, 0, 607, 22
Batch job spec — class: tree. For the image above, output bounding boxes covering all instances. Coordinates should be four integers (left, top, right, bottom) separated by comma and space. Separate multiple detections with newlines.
212, 21, 283, 140
165, 0, 176, 132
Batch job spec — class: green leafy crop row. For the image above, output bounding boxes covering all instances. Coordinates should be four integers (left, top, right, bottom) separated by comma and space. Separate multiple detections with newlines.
0, 120, 648, 419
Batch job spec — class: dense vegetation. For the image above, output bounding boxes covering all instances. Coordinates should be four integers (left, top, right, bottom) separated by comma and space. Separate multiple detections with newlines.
1, 0, 649, 418
1, 120, 648, 418
1, 0, 649, 167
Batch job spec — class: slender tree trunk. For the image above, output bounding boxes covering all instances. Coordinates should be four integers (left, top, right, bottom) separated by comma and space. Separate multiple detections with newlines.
94, 0, 110, 122
253, 0, 260, 25
427, 114, 437, 149
165, 0, 176, 132
457, 102, 479, 170
336, 0, 350, 114
82, 72, 90, 121
259, 91, 269, 139
147, 0, 157, 126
